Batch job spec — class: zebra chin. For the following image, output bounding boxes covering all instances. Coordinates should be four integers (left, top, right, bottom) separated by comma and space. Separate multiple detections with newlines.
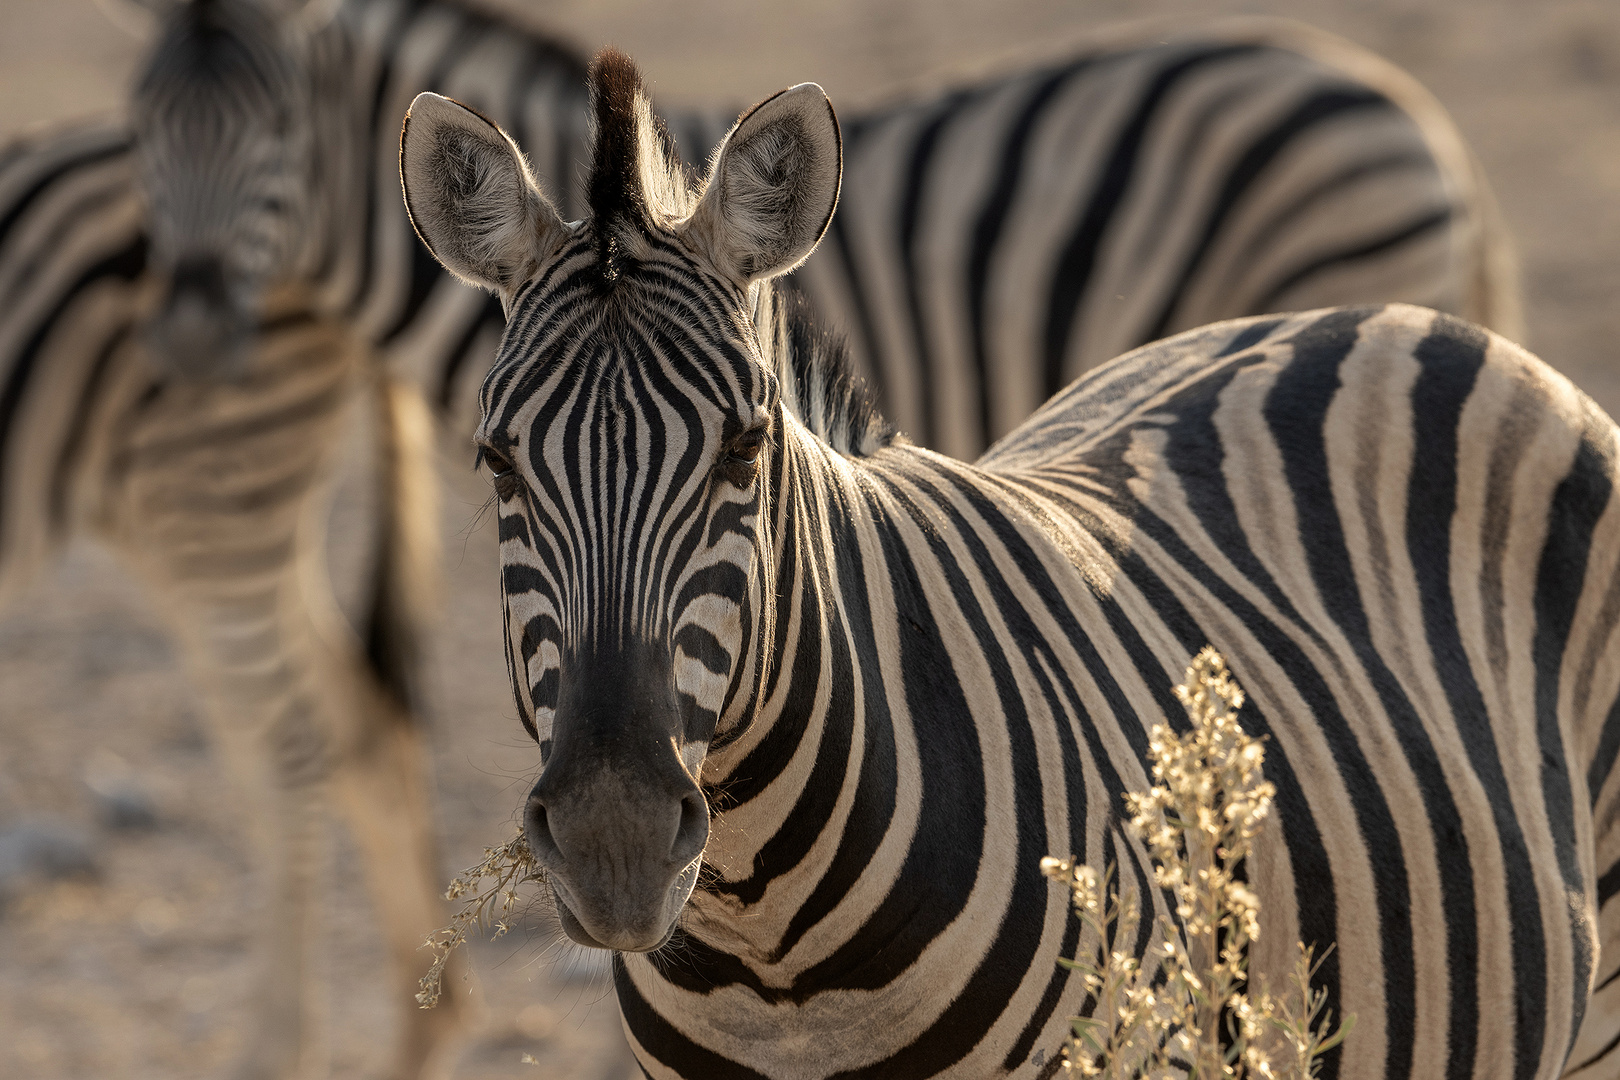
544, 858, 701, 953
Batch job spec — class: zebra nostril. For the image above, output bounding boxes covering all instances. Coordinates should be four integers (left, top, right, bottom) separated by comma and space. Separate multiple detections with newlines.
671, 789, 709, 868
523, 796, 563, 868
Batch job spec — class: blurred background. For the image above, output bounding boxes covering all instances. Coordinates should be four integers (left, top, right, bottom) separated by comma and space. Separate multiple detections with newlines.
0, 0, 1616, 1076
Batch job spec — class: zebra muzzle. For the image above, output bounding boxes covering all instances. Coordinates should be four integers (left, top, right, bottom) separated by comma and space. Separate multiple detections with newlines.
523, 763, 709, 952
147, 258, 252, 380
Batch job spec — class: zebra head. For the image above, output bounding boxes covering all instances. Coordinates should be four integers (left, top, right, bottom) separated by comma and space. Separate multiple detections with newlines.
127, 0, 331, 377
400, 51, 840, 951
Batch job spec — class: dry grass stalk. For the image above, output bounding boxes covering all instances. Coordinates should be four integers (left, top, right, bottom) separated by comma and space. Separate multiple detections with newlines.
416, 827, 545, 1009
1040, 646, 1353, 1078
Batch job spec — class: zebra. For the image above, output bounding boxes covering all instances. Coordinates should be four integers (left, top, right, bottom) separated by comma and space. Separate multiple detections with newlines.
0, 0, 1523, 1073
398, 50, 1620, 1079
2, 279, 463, 1080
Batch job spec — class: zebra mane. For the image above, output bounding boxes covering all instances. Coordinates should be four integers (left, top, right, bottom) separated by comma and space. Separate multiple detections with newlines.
757, 287, 896, 458
586, 49, 695, 285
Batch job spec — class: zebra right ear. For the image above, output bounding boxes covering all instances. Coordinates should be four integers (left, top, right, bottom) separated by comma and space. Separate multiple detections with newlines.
683, 83, 842, 285
400, 93, 567, 302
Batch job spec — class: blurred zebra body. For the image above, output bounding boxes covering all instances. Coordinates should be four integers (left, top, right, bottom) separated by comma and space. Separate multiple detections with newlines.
399, 60, 1620, 1079
791, 21, 1522, 456
0, 0, 1521, 1075
2, 266, 460, 1078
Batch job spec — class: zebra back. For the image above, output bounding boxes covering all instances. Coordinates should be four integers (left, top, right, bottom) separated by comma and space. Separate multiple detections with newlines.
794, 18, 1522, 458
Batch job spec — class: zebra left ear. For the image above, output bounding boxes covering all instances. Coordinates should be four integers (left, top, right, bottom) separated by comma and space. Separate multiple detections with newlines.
684, 83, 842, 285
400, 92, 568, 302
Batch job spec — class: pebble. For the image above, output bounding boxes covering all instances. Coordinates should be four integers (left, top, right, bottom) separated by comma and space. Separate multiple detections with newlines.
0, 816, 99, 908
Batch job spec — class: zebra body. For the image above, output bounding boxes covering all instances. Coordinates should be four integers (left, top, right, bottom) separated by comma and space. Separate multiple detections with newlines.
8, 268, 463, 1078
0, 1, 1522, 1073
401, 54, 1620, 1079
789, 19, 1521, 456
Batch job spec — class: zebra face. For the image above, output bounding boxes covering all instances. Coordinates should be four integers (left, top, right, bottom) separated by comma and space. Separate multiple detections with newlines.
476, 267, 776, 951
131, 0, 321, 378
400, 52, 840, 951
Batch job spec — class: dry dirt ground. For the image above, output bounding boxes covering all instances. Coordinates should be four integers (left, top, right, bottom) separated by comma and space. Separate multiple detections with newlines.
0, 1, 1617, 1077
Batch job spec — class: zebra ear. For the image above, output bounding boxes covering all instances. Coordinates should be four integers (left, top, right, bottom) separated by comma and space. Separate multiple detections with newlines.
400, 92, 567, 300
684, 83, 842, 284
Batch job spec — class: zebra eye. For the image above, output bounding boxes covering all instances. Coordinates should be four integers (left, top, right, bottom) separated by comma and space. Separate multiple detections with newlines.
725, 427, 767, 488
722, 428, 767, 486
481, 448, 522, 499
731, 430, 765, 463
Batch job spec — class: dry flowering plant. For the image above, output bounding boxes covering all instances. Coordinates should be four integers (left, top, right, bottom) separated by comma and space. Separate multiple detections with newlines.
1039, 646, 1353, 1078
416, 826, 545, 1009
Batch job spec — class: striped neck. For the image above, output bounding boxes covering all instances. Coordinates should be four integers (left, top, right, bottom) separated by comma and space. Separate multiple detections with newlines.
309, 0, 592, 318
691, 409, 894, 963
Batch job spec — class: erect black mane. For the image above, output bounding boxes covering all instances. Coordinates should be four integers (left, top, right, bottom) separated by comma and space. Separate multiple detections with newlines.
586, 48, 685, 286
765, 288, 896, 458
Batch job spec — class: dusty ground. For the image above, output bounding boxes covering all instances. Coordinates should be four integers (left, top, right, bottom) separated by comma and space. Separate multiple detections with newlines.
0, 0, 1617, 1077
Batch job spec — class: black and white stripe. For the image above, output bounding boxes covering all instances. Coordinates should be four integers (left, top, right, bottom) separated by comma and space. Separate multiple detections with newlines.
788, 21, 1523, 457
415, 55, 1620, 1080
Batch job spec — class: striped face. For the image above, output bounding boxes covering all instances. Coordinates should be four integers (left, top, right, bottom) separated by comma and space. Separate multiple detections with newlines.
132, 0, 316, 378
477, 234, 777, 949
399, 52, 841, 951
479, 239, 774, 752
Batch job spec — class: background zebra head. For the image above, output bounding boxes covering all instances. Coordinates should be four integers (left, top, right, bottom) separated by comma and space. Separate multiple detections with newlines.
400, 51, 841, 952
128, 0, 332, 377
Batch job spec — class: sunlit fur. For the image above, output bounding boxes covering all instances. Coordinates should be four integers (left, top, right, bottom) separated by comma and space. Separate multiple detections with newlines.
0, 5, 1539, 1076
454, 60, 1620, 1080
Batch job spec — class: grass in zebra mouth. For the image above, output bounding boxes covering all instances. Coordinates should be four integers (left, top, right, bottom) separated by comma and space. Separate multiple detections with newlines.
1040, 648, 1354, 1079
416, 828, 546, 1011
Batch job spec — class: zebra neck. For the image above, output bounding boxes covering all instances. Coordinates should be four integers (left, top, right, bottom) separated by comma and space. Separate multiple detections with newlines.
307, 0, 594, 320
693, 413, 912, 972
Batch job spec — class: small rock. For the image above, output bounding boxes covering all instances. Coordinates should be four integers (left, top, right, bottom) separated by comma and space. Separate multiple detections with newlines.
0, 815, 99, 907
83, 749, 159, 830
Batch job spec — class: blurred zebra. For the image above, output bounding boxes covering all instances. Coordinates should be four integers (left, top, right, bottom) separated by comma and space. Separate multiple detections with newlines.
0, 0, 1521, 1074
400, 55, 1620, 1080
0, 276, 459, 1079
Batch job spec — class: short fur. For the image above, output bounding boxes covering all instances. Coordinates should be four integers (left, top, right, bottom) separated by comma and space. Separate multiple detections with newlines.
412, 53, 1620, 1073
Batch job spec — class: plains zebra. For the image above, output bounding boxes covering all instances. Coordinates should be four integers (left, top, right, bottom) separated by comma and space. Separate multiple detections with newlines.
0, 0, 1522, 1072
398, 52, 1620, 1079
1, 277, 464, 1079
